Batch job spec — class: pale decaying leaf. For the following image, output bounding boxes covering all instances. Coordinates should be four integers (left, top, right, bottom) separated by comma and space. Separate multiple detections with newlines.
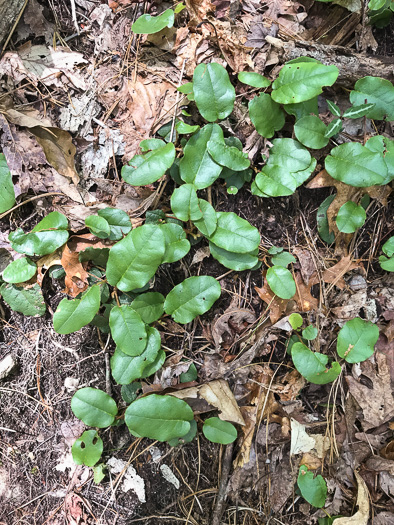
107, 457, 146, 503
333, 471, 369, 525
346, 352, 394, 430
170, 379, 245, 425
0, 44, 87, 89
290, 419, 330, 458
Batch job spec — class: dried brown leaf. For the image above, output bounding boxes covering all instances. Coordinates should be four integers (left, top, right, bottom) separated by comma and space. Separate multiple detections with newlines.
212, 307, 256, 349
61, 245, 89, 298
333, 471, 370, 525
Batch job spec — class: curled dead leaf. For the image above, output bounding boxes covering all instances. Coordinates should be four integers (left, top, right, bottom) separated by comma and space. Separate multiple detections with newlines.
333, 471, 369, 525
212, 307, 256, 349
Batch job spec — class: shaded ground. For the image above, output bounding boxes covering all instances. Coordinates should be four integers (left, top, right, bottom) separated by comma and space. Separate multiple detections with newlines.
0, 1, 394, 524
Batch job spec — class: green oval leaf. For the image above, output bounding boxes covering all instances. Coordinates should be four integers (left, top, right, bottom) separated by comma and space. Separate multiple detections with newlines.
289, 313, 303, 330
291, 342, 341, 384
207, 140, 250, 171
0, 153, 15, 214
97, 208, 132, 240
0, 282, 46, 316
298, 465, 327, 508
271, 62, 339, 104
336, 201, 366, 233
302, 326, 318, 340
168, 419, 197, 447
85, 215, 110, 239
130, 292, 165, 324
164, 275, 221, 324
122, 143, 175, 186
382, 236, 394, 257
294, 115, 329, 149
141, 349, 166, 378
179, 124, 224, 189
193, 199, 218, 237
161, 223, 191, 263
266, 138, 312, 172
132, 8, 174, 34
270, 250, 296, 267
53, 284, 101, 335
32, 211, 68, 232
175, 121, 199, 134
171, 184, 203, 222
193, 63, 235, 122
317, 195, 335, 244
111, 327, 161, 384
248, 93, 285, 138
202, 417, 237, 444
109, 305, 147, 356
125, 394, 194, 441
350, 76, 394, 121
337, 317, 379, 363
255, 167, 297, 197
266, 266, 296, 299
238, 71, 271, 88
2, 257, 36, 283
208, 212, 260, 254
283, 97, 319, 121
72, 430, 103, 467
209, 242, 259, 271
71, 387, 118, 428
325, 142, 388, 187
106, 225, 166, 292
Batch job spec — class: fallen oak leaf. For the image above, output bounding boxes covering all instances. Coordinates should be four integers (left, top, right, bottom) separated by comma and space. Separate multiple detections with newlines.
61, 244, 89, 298
309, 255, 360, 291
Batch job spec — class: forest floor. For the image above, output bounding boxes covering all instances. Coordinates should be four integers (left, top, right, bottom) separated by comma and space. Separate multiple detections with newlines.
0, 1, 394, 524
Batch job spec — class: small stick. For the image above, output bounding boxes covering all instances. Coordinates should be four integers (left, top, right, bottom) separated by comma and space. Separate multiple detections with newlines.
170, 59, 187, 143
69, 0, 80, 35
212, 442, 234, 525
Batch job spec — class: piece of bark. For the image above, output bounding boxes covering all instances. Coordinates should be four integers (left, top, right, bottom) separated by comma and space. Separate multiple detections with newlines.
267, 36, 394, 86
0, 0, 27, 53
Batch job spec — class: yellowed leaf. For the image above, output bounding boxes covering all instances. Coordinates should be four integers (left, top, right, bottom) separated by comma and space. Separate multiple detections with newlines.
333, 471, 369, 525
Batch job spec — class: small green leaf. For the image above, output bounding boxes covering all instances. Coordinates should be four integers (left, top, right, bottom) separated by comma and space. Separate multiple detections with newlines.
125, 394, 194, 441
343, 103, 376, 119
179, 124, 224, 189
271, 251, 296, 267
238, 71, 271, 88
121, 383, 141, 404
175, 121, 199, 134
168, 419, 197, 446
174, 2, 186, 13
2, 257, 36, 283
72, 430, 103, 467
336, 201, 366, 233
53, 285, 101, 334
317, 195, 335, 244
337, 317, 379, 363
111, 327, 161, 384
382, 236, 394, 257
0, 153, 15, 213
161, 223, 191, 263
208, 212, 260, 254
106, 225, 166, 292
294, 115, 329, 149
209, 242, 259, 271
271, 62, 339, 104
140, 138, 166, 151
130, 292, 165, 324
132, 8, 174, 34
326, 100, 341, 117
109, 305, 147, 356
171, 184, 203, 222
202, 417, 237, 444
324, 118, 343, 138
122, 143, 175, 186
85, 216, 110, 239
266, 138, 312, 172
298, 465, 327, 508
71, 387, 118, 428
291, 342, 341, 384
302, 325, 318, 340
289, 313, 303, 330
164, 275, 221, 324
193, 199, 218, 237
180, 362, 198, 383
266, 266, 296, 299
248, 93, 285, 138
93, 463, 106, 484
350, 76, 394, 121
32, 211, 68, 232
0, 283, 46, 316
283, 97, 319, 120
207, 140, 250, 171
379, 255, 394, 271
255, 167, 297, 197
97, 208, 132, 240
325, 142, 387, 187
193, 63, 235, 122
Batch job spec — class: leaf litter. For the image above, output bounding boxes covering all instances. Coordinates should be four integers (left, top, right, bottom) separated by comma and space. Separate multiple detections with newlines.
0, 0, 393, 524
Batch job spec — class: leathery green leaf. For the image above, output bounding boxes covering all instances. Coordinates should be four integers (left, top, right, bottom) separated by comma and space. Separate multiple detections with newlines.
106, 225, 166, 292
0, 153, 15, 214
164, 275, 221, 324
2, 257, 36, 284
72, 430, 103, 467
53, 284, 101, 334
125, 394, 194, 441
291, 342, 341, 384
350, 76, 394, 121
132, 8, 174, 34
160, 222, 191, 263
337, 317, 379, 363
294, 115, 329, 149
0, 282, 46, 316
71, 387, 117, 428
335, 201, 366, 233
209, 242, 259, 271
207, 140, 250, 171
208, 212, 261, 254
122, 143, 175, 186
109, 305, 147, 356
193, 63, 235, 122
298, 465, 327, 508
130, 292, 165, 324
171, 184, 203, 222
193, 199, 217, 237
202, 417, 237, 444
266, 266, 296, 299
248, 93, 285, 138
238, 71, 271, 88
